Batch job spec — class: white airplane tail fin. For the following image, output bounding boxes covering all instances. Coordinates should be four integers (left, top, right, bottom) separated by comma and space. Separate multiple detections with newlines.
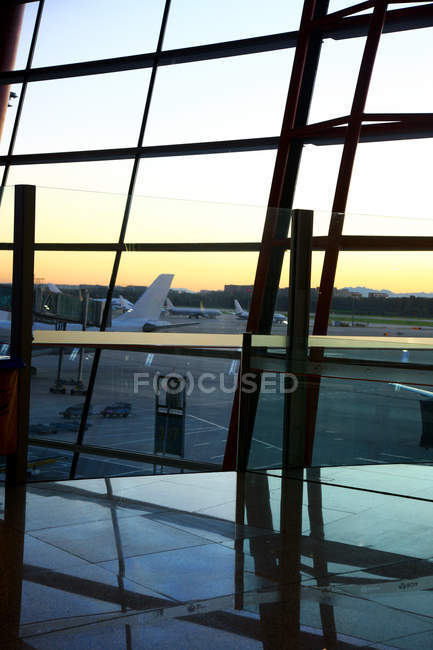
116, 274, 174, 322
234, 299, 244, 314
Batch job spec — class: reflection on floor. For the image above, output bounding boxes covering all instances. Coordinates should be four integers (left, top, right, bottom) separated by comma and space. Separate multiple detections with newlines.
1, 466, 433, 649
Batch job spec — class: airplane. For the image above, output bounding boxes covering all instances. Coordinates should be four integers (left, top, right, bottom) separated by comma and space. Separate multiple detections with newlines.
0, 274, 198, 348
50, 283, 134, 313
165, 297, 221, 319
92, 294, 134, 312
233, 298, 288, 324
110, 274, 199, 331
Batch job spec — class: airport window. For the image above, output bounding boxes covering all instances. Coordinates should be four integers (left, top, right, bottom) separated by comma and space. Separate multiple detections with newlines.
143, 51, 294, 145
365, 27, 433, 114
31, 0, 165, 67
34, 187, 129, 244
307, 37, 366, 125
13, 71, 152, 154
0, 83, 22, 156
133, 151, 278, 205
6, 160, 135, 194
162, 0, 304, 50
116, 251, 260, 309
346, 139, 433, 219
125, 195, 269, 243
0, 185, 14, 242
33, 251, 115, 290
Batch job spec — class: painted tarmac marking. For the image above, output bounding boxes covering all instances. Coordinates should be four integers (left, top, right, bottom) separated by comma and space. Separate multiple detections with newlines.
187, 414, 228, 430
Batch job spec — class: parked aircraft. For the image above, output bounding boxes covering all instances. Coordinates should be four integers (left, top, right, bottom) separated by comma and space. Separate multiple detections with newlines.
233, 299, 287, 324
0, 275, 197, 345
110, 274, 198, 331
49, 283, 134, 313
92, 294, 134, 312
165, 297, 221, 319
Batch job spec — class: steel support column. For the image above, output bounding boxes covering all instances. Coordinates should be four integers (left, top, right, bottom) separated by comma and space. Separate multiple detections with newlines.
6, 185, 35, 485
283, 209, 313, 469
0, 4, 24, 145
306, 0, 389, 464
223, 0, 330, 470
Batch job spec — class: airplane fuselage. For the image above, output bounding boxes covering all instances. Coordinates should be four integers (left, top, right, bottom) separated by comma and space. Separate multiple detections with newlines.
235, 311, 287, 323
167, 306, 221, 319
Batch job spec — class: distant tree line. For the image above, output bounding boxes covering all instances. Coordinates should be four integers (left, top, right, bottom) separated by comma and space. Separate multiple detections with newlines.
320, 295, 433, 318
73, 285, 433, 318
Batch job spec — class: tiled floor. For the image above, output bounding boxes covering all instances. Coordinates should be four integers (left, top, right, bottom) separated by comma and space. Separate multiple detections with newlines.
1, 466, 433, 648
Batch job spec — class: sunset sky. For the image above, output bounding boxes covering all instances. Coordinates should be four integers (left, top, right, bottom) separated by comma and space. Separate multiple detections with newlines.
0, 0, 432, 291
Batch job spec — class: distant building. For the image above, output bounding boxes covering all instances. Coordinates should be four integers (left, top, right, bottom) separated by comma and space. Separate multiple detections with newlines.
224, 285, 254, 294
333, 288, 362, 298
368, 292, 388, 299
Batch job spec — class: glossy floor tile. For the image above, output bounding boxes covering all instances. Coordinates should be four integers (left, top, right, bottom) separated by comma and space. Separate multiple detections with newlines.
0, 467, 432, 648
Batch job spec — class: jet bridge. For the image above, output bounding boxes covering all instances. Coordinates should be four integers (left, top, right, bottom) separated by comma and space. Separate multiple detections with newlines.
0, 284, 109, 327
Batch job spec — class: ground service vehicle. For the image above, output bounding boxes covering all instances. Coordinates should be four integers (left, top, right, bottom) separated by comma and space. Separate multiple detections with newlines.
59, 404, 94, 419
100, 402, 131, 418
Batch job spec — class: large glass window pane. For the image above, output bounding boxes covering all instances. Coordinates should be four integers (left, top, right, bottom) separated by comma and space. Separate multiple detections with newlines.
34, 251, 115, 288
331, 251, 433, 337
366, 28, 433, 114
25, 446, 160, 480
30, 346, 96, 445
347, 140, 433, 218
126, 195, 269, 243
307, 37, 366, 125
292, 144, 343, 214
246, 372, 433, 474
313, 375, 433, 468
0, 190, 14, 351
134, 151, 278, 205
327, 0, 373, 12
144, 52, 293, 145
31, 0, 165, 67
343, 210, 433, 237
35, 187, 127, 244
0, 83, 22, 155
6, 160, 134, 195
163, 0, 304, 50
26, 445, 74, 481
0, 251, 13, 350
116, 251, 259, 334
14, 70, 151, 154
0, 185, 14, 242
66, 348, 237, 468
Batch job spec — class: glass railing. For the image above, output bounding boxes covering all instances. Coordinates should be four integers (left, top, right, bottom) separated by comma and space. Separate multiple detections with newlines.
27, 332, 242, 480
244, 334, 433, 478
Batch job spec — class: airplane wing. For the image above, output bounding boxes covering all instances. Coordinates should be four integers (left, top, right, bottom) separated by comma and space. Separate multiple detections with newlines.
148, 320, 200, 330
390, 383, 433, 399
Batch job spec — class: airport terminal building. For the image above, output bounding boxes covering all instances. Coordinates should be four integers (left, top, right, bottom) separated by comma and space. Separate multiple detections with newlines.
1, 1, 433, 647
